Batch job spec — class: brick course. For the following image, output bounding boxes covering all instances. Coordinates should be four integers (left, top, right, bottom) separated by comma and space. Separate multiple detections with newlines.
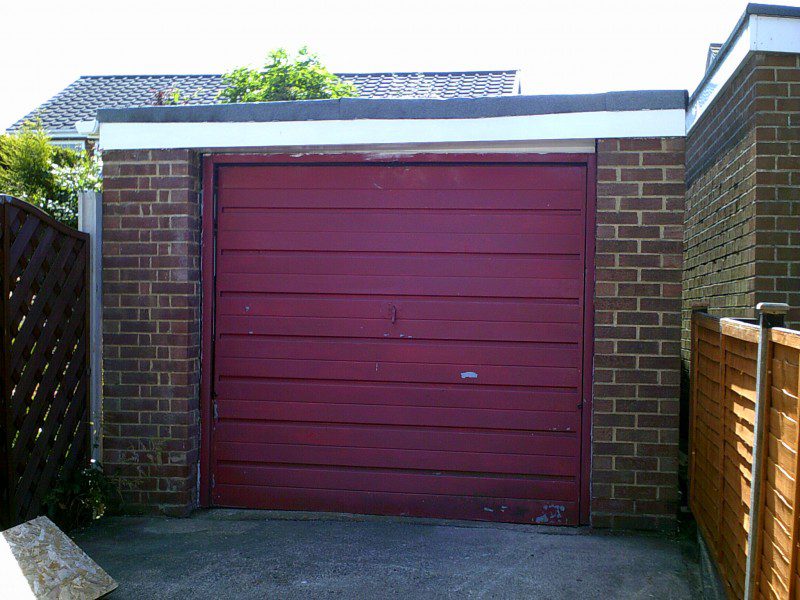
593, 137, 686, 531
101, 149, 202, 515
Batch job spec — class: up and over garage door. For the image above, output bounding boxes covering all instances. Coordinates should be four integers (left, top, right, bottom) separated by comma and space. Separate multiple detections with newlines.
207, 156, 593, 525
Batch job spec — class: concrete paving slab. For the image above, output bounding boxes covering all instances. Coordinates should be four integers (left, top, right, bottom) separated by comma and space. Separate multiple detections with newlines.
71, 510, 701, 599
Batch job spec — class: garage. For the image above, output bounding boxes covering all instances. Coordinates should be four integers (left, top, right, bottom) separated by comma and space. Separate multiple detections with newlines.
96, 91, 686, 529
207, 156, 593, 525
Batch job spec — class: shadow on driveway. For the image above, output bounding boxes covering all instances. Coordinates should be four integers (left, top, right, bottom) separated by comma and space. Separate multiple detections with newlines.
73, 510, 701, 599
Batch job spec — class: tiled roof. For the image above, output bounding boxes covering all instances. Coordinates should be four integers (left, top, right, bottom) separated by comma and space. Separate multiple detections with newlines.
9, 70, 520, 135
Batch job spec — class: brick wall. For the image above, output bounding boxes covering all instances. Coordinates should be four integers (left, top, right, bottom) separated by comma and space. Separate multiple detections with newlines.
683, 51, 800, 364
593, 137, 685, 531
683, 52, 762, 368
101, 149, 202, 515
752, 53, 800, 324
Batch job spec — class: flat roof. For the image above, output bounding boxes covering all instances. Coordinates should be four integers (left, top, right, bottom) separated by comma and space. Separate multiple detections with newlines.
96, 90, 687, 124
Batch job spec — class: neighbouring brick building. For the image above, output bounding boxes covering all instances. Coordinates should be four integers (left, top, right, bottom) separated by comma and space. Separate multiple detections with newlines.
681, 4, 800, 431
683, 53, 800, 354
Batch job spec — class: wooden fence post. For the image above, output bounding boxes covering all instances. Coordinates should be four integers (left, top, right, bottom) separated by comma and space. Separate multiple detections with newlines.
717, 315, 727, 563
744, 302, 789, 600
78, 191, 103, 464
689, 306, 707, 517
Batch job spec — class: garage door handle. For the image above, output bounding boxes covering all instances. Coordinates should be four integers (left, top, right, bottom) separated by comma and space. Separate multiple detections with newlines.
391, 305, 397, 324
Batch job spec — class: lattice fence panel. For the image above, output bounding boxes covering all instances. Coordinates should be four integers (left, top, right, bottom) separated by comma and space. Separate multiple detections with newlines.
0, 195, 90, 527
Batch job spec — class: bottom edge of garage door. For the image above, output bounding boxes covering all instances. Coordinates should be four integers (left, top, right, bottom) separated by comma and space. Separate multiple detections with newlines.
212, 485, 578, 526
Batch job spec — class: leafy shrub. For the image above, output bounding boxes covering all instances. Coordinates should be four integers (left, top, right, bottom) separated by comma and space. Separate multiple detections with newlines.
44, 463, 122, 531
0, 122, 101, 227
218, 46, 357, 103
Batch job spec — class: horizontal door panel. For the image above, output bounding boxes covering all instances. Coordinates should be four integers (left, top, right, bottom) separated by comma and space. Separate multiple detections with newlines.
218, 164, 586, 191
215, 338, 581, 369
215, 380, 579, 412
216, 357, 580, 387
218, 210, 584, 235
216, 272, 583, 299
219, 187, 585, 211
217, 400, 579, 432
217, 315, 582, 343
216, 296, 582, 324
215, 464, 578, 501
213, 484, 578, 525
214, 421, 579, 455
217, 253, 583, 280
217, 230, 582, 254
215, 442, 578, 477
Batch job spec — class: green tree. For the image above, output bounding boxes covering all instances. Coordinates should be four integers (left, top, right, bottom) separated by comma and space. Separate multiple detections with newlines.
0, 122, 101, 227
218, 46, 357, 103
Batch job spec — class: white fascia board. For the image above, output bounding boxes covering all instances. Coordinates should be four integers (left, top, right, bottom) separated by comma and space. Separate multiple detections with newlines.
751, 14, 800, 53
98, 109, 685, 152
687, 13, 800, 132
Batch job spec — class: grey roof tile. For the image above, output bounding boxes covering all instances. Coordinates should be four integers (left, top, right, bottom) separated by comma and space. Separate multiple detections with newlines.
9, 70, 520, 135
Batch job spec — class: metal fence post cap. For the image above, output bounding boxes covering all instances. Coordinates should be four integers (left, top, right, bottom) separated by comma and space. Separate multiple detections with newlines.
756, 302, 790, 315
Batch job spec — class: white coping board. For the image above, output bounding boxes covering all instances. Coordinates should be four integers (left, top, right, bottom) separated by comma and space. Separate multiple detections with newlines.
98, 109, 686, 151
687, 13, 800, 132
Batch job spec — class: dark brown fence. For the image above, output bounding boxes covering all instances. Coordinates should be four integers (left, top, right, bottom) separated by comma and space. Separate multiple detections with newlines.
0, 195, 90, 528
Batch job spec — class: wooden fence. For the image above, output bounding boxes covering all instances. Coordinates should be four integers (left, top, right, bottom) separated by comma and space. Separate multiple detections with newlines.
689, 308, 800, 599
0, 195, 90, 528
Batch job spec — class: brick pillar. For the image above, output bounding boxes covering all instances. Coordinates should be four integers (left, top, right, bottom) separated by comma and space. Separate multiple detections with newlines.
752, 53, 800, 327
592, 138, 686, 531
101, 150, 201, 515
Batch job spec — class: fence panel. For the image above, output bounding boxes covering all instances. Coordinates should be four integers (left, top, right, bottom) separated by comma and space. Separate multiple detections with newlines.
690, 311, 800, 600
765, 329, 800, 599
0, 195, 90, 527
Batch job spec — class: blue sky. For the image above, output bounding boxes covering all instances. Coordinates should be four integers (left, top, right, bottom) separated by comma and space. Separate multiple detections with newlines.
2, 0, 800, 129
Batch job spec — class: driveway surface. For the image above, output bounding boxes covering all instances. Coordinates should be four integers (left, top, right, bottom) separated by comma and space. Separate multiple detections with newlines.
73, 510, 701, 599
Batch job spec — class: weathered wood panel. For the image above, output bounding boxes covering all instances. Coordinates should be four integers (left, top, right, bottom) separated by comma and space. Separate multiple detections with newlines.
690, 312, 800, 600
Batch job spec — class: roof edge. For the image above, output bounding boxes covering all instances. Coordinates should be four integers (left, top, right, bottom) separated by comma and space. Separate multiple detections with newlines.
96, 91, 687, 124
76, 69, 520, 79
746, 2, 800, 18
690, 3, 800, 105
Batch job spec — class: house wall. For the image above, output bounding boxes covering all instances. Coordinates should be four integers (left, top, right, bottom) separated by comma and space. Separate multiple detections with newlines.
682, 51, 800, 392
100, 143, 685, 528
593, 137, 685, 531
101, 149, 202, 515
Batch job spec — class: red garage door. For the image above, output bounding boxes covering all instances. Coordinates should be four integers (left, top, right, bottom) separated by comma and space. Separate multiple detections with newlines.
209, 157, 591, 525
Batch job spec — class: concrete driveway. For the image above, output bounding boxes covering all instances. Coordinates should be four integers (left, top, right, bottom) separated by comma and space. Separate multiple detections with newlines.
73, 510, 701, 599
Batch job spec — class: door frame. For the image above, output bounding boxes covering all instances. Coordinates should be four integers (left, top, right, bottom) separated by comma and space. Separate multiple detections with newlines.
199, 152, 597, 525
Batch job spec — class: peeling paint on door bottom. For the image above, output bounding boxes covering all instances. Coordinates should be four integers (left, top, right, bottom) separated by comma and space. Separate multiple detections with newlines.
534, 504, 567, 524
